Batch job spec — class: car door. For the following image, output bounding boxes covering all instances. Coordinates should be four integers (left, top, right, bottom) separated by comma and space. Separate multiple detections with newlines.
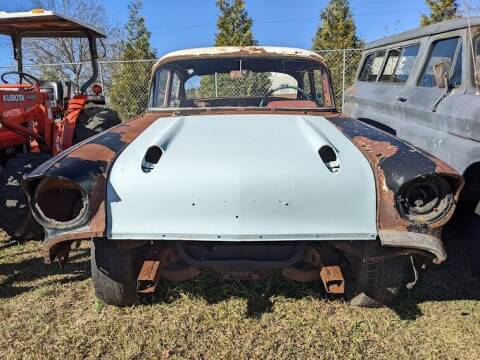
395, 33, 472, 163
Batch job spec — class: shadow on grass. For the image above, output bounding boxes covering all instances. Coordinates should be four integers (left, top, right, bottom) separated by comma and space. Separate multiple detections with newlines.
0, 246, 90, 299
391, 223, 480, 320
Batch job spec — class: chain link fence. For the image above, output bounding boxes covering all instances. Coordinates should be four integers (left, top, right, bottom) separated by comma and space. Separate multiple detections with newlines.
0, 49, 362, 120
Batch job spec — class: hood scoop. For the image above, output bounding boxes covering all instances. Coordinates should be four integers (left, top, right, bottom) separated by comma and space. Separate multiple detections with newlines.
318, 145, 340, 173
142, 146, 163, 173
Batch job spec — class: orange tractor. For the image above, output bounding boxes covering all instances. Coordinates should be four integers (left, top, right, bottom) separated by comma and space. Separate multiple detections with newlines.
0, 10, 120, 240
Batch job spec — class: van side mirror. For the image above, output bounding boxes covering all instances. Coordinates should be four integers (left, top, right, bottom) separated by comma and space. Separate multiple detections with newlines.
432, 62, 449, 89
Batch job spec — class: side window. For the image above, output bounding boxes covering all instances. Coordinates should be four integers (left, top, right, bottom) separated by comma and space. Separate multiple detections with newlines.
302, 71, 313, 99
450, 45, 462, 87
151, 69, 169, 107
358, 51, 385, 82
313, 69, 325, 105
419, 37, 461, 87
380, 49, 401, 82
169, 72, 181, 107
380, 45, 420, 83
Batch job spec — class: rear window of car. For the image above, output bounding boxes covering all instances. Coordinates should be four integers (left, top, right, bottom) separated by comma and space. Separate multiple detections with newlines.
380, 44, 420, 83
358, 51, 385, 82
419, 37, 462, 87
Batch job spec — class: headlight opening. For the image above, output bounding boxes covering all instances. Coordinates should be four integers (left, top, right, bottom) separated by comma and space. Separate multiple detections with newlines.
396, 176, 454, 225
33, 177, 88, 227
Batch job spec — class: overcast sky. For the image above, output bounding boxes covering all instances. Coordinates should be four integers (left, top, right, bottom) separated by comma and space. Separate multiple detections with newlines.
0, 0, 479, 65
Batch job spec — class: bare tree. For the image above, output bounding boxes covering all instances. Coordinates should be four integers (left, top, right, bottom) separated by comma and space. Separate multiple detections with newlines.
23, 0, 121, 91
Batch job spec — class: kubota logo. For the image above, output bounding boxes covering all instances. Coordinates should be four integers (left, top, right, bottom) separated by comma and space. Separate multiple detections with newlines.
2, 94, 25, 102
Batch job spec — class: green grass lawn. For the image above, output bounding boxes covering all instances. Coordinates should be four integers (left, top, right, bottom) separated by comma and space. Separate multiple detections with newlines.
1, 228, 479, 359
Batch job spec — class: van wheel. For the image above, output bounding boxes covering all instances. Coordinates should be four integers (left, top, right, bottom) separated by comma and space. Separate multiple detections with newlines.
346, 243, 405, 307
91, 238, 137, 306
73, 107, 121, 144
0, 153, 51, 240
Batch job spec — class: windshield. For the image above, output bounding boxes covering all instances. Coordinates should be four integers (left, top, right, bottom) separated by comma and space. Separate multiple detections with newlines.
150, 56, 334, 109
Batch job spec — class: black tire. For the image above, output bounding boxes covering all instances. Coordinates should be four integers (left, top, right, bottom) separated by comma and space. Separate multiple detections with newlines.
467, 208, 480, 277
91, 238, 137, 306
0, 152, 51, 240
346, 243, 405, 307
73, 107, 121, 144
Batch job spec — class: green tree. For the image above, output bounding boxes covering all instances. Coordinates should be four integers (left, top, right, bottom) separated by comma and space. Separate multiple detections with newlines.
421, 0, 459, 26
109, 0, 156, 121
312, 0, 362, 110
215, 0, 256, 46
198, 0, 271, 99
312, 0, 361, 51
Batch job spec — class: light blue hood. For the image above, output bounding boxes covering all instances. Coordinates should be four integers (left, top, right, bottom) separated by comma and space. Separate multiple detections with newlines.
107, 114, 377, 241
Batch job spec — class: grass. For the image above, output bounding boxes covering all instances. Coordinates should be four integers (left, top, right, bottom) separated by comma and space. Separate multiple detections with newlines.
0, 227, 479, 359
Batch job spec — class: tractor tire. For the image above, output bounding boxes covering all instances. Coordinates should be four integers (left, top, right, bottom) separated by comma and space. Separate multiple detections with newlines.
91, 238, 137, 306
0, 152, 51, 240
73, 107, 121, 144
346, 243, 405, 307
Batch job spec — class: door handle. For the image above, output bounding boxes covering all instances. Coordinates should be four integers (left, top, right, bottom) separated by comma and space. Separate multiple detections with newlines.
396, 96, 408, 102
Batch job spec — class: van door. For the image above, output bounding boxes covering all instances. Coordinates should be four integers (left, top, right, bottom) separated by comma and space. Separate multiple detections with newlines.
395, 35, 471, 163
344, 44, 422, 136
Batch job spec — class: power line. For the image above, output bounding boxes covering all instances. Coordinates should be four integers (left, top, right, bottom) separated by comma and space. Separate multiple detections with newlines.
149, 7, 430, 30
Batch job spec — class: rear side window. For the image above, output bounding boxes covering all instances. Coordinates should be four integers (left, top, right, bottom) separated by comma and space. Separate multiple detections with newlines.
419, 37, 461, 87
358, 51, 385, 81
380, 45, 420, 83
151, 69, 169, 107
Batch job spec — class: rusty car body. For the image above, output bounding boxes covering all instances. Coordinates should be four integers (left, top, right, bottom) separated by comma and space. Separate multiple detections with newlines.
22, 46, 464, 306
343, 17, 480, 273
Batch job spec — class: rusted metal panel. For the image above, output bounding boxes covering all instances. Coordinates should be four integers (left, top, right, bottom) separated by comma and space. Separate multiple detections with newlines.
137, 260, 161, 294
320, 266, 345, 294
328, 115, 464, 262
22, 111, 163, 263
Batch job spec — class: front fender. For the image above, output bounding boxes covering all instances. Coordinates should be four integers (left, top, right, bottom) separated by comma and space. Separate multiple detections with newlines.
329, 115, 464, 262
22, 111, 162, 263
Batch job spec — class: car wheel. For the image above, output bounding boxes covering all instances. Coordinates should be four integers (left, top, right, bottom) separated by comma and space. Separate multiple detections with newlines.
73, 107, 121, 144
91, 238, 137, 306
346, 243, 405, 307
0, 152, 51, 240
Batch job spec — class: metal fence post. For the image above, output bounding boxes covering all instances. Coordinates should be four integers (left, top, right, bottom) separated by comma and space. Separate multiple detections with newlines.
342, 49, 346, 111
98, 62, 106, 97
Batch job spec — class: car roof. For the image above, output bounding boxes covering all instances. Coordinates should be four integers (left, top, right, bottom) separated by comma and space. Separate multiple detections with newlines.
154, 46, 327, 68
0, 10, 105, 38
365, 16, 480, 50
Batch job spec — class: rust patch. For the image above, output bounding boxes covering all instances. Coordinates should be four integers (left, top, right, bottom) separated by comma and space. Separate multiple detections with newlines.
67, 143, 115, 162
352, 136, 399, 160
350, 135, 404, 230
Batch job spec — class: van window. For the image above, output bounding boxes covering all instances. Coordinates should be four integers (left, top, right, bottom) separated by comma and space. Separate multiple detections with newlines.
358, 51, 385, 82
380, 50, 401, 82
380, 45, 420, 83
450, 45, 462, 87
419, 37, 461, 87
